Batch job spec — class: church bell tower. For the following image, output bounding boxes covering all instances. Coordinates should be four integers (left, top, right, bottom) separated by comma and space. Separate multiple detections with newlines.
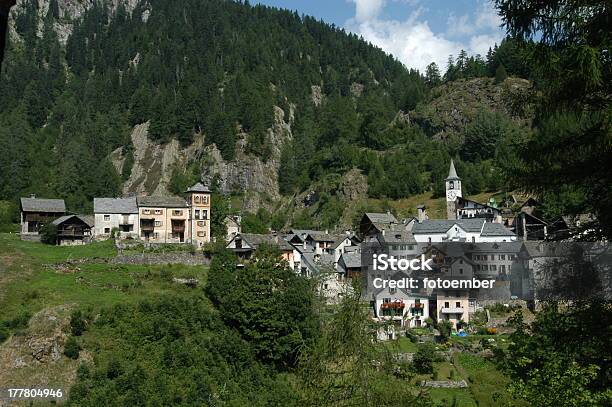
445, 159, 462, 220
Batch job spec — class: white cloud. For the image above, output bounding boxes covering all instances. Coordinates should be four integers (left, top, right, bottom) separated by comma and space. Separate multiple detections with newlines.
345, 1, 504, 72
351, 0, 386, 22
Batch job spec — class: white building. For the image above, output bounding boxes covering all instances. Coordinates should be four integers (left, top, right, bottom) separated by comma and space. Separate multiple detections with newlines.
373, 278, 430, 330
93, 197, 139, 239
412, 218, 517, 243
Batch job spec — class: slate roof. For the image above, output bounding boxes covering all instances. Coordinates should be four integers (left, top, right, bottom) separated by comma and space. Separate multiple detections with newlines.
364, 212, 398, 224
186, 182, 211, 193
412, 219, 485, 234
378, 224, 417, 244
137, 196, 188, 208
94, 197, 138, 214
465, 242, 523, 253
481, 222, 515, 237
52, 215, 94, 228
233, 233, 294, 251
340, 251, 362, 269
20, 198, 65, 213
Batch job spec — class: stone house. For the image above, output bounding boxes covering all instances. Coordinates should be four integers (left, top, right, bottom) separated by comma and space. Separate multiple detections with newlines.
93, 197, 139, 239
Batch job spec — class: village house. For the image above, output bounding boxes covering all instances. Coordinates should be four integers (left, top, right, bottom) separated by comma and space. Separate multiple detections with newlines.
19, 196, 66, 239
224, 215, 242, 241
93, 197, 139, 239
137, 196, 191, 244
412, 219, 517, 243
359, 212, 398, 238
52, 215, 94, 246
226, 233, 295, 268
435, 280, 471, 330
372, 271, 431, 339
185, 182, 212, 247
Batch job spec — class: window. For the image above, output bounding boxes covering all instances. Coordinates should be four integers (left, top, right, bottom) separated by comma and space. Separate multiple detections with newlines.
197, 221, 206, 227
390, 287, 396, 294
202, 210, 208, 220
408, 245, 414, 250
155, 221, 162, 227
444, 301, 450, 308
153, 232, 159, 239
383, 298, 391, 303
500, 255, 506, 260
501, 265, 506, 272
456, 302, 461, 308
103, 215, 110, 221
142, 209, 151, 215
459, 268, 463, 274
195, 209, 200, 219
173, 210, 182, 216
491, 265, 497, 271
449, 181, 454, 189
197, 231, 205, 237
155, 209, 163, 215
202, 195, 209, 204
104, 227, 110, 234
482, 265, 489, 271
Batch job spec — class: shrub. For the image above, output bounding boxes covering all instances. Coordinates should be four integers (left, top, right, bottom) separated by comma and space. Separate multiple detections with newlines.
40, 223, 58, 245
64, 336, 80, 359
70, 310, 86, 336
436, 320, 453, 342
412, 344, 435, 374
0, 325, 10, 343
7, 311, 31, 329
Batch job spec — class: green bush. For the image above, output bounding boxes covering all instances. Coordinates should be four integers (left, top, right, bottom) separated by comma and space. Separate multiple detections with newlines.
412, 343, 435, 374
64, 336, 80, 359
0, 325, 10, 343
70, 310, 87, 336
40, 223, 58, 245
7, 311, 31, 329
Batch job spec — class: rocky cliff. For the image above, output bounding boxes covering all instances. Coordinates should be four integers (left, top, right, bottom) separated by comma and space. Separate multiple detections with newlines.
111, 105, 294, 209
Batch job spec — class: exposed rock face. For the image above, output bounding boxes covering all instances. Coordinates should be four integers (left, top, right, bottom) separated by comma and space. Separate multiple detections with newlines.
311, 85, 323, 107
410, 77, 532, 140
10, 0, 145, 45
111, 105, 293, 206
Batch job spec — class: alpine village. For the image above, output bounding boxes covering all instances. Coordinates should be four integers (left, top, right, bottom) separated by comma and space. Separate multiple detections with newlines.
0, 0, 610, 406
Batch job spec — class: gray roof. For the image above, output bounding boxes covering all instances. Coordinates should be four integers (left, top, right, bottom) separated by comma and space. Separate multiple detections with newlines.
412, 219, 485, 234
137, 195, 188, 208
186, 182, 211, 193
379, 224, 417, 244
52, 215, 94, 228
94, 197, 138, 214
481, 222, 516, 237
446, 159, 460, 180
466, 242, 522, 253
340, 251, 362, 268
364, 212, 398, 224
232, 233, 294, 251
20, 197, 65, 213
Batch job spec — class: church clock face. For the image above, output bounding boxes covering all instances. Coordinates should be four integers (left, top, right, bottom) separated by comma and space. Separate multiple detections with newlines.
447, 190, 457, 201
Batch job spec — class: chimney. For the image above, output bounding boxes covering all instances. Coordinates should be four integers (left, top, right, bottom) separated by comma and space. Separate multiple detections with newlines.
417, 204, 428, 222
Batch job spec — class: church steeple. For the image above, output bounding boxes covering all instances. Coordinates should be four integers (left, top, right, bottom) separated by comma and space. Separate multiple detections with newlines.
445, 159, 462, 220
446, 159, 460, 180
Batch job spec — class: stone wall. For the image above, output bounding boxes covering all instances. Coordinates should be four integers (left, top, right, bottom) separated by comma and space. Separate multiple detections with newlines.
110, 252, 210, 266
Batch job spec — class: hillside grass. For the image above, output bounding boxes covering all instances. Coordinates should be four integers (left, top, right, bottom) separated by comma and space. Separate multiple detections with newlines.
0, 233, 208, 325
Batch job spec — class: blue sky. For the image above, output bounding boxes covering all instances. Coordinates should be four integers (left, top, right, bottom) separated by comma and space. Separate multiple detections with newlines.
253, 0, 506, 72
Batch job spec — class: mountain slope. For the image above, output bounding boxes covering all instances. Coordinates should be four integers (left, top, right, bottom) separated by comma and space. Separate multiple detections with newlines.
0, 0, 530, 230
